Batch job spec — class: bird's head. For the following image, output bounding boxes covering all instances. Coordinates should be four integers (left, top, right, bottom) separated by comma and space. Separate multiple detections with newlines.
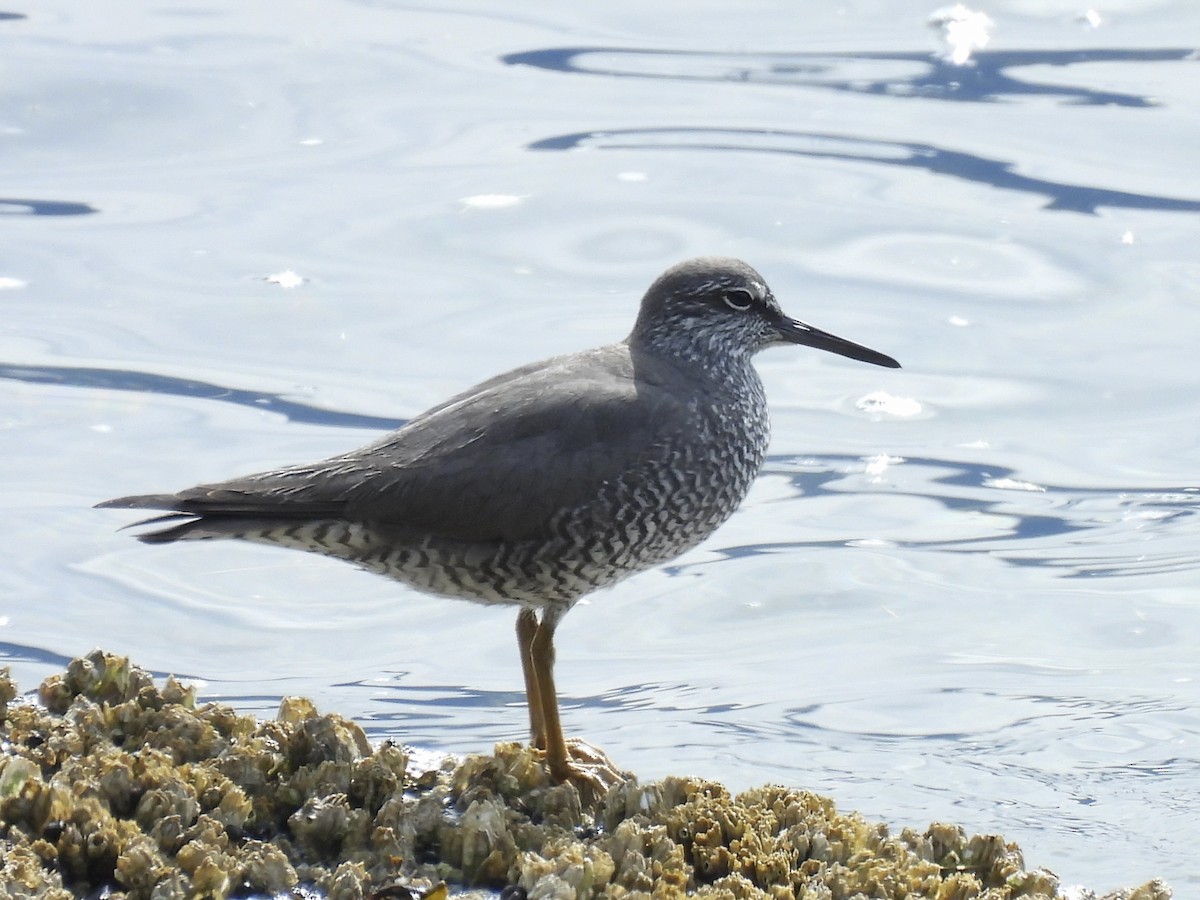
630, 257, 900, 370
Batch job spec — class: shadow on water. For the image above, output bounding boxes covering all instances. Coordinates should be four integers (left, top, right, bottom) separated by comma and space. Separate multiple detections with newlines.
503, 46, 1197, 107
529, 127, 1200, 215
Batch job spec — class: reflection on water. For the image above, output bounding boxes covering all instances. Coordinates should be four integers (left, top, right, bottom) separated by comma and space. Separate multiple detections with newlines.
0, 362, 401, 431
529, 127, 1200, 215
505, 45, 1196, 107
0, 641, 74, 671
0, 641, 200, 689
0, 199, 98, 216
652, 450, 1200, 589
750, 453, 1200, 579
509, 41, 1200, 214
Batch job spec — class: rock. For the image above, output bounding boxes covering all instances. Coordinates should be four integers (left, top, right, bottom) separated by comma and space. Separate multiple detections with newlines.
0, 651, 1171, 900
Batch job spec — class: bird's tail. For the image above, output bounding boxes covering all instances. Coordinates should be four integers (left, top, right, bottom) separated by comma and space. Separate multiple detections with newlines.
96, 494, 263, 543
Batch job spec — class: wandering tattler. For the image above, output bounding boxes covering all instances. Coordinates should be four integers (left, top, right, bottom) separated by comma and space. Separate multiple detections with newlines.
99, 257, 899, 789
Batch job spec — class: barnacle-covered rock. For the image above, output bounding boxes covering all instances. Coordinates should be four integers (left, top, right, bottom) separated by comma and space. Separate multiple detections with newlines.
289, 792, 373, 860
0, 652, 1172, 900
0, 754, 43, 802
280, 697, 372, 766
240, 838, 299, 894
112, 831, 173, 896
1127, 880, 1173, 900
0, 666, 17, 724
0, 839, 74, 900
351, 741, 409, 815
517, 837, 616, 898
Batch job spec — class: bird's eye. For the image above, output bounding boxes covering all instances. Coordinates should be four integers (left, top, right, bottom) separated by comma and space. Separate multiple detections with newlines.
723, 288, 755, 311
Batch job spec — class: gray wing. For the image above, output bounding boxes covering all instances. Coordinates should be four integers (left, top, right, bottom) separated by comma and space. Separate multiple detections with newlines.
100, 346, 696, 543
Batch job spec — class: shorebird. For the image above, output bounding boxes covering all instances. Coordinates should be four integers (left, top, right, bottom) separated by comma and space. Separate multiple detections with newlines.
99, 257, 899, 790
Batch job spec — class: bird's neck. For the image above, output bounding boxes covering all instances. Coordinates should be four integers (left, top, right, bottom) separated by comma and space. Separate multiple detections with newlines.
626, 331, 759, 393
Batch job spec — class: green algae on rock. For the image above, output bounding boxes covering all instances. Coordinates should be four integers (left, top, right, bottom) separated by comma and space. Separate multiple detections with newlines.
0, 651, 1173, 900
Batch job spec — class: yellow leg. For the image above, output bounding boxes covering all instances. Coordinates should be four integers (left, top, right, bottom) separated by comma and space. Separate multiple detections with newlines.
528, 607, 571, 783
518, 606, 625, 794
515, 608, 546, 749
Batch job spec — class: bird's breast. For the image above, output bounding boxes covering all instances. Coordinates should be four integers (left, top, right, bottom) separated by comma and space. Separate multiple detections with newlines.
546, 376, 772, 581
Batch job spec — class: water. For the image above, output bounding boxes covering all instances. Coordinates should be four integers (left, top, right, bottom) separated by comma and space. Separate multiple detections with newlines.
3, 1, 1199, 893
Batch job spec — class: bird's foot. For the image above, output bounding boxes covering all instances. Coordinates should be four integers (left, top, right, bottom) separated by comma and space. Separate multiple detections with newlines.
540, 738, 628, 800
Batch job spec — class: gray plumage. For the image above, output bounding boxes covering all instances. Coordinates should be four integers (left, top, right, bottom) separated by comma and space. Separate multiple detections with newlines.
99, 256, 899, 786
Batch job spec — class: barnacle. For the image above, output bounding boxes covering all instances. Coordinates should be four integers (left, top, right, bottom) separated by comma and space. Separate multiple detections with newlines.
0, 652, 1169, 900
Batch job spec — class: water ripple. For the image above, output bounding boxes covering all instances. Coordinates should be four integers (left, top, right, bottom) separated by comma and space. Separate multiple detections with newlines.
528, 127, 1200, 215
504, 45, 1197, 107
683, 452, 1200, 580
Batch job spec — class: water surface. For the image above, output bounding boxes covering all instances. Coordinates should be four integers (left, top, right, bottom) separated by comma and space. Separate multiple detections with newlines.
2, 2, 1198, 893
